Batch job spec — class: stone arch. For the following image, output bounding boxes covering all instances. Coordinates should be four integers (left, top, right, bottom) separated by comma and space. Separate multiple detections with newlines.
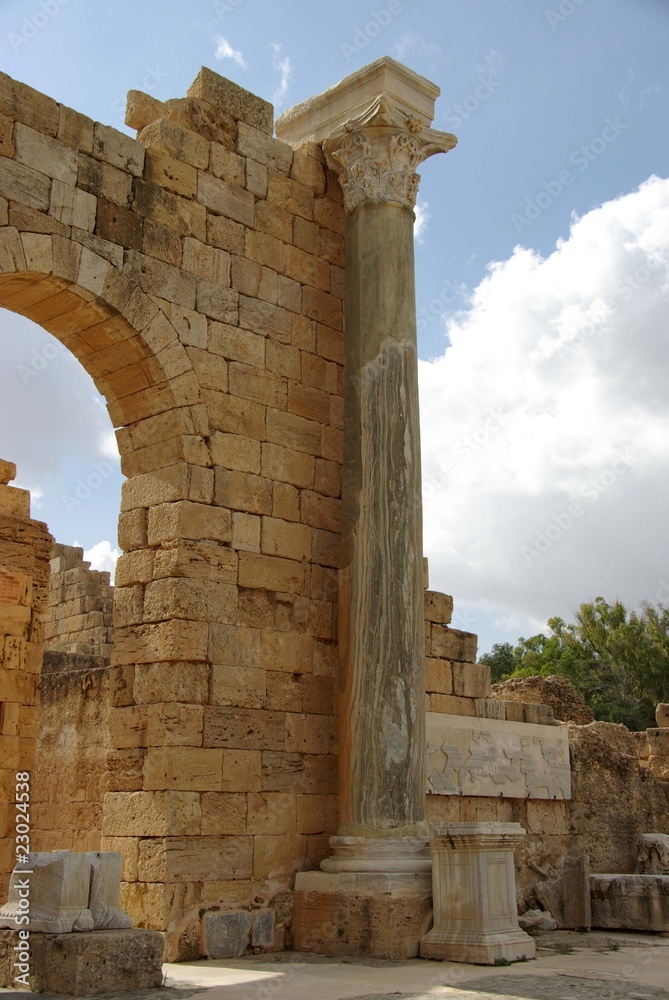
0, 228, 206, 480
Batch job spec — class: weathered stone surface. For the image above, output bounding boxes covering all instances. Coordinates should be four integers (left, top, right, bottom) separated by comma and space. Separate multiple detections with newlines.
421, 823, 535, 965
637, 833, 669, 874
252, 908, 275, 947
492, 675, 595, 724
562, 855, 591, 931
0, 459, 16, 484
426, 713, 571, 799
0, 927, 163, 995
0, 852, 93, 933
590, 874, 669, 931
292, 884, 432, 960
189, 67, 273, 134
204, 909, 252, 958
87, 852, 134, 929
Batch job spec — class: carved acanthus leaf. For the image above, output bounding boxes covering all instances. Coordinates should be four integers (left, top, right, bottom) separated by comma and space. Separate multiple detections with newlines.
323, 96, 457, 213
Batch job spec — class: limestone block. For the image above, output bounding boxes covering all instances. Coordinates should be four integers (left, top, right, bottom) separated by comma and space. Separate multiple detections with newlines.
86, 852, 133, 930
204, 909, 252, 958
426, 713, 571, 800
125, 89, 165, 131
302, 286, 342, 328
93, 123, 144, 176
0, 484, 30, 517
292, 879, 432, 960
210, 145, 246, 185
132, 179, 206, 242
147, 500, 231, 545
140, 835, 252, 882
420, 823, 535, 965
197, 171, 255, 226
143, 747, 223, 791
0, 927, 163, 995
138, 117, 209, 170
0, 852, 93, 932
656, 703, 669, 727
451, 661, 491, 699
0, 71, 58, 131
14, 123, 78, 185
56, 104, 95, 153
238, 551, 302, 593
50, 179, 97, 231
211, 664, 265, 709
425, 590, 453, 625
637, 833, 669, 874
102, 790, 201, 837
246, 157, 268, 197
590, 874, 669, 932
189, 67, 273, 134
0, 460, 16, 486
203, 706, 285, 751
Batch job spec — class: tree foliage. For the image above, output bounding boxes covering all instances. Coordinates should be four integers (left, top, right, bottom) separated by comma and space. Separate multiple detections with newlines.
478, 597, 669, 731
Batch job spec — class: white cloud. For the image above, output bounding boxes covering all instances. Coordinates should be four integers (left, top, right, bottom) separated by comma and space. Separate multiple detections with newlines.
99, 430, 120, 462
270, 42, 293, 108
83, 540, 120, 581
419, 175, 669, 641
414, 199, 430, 243
214, 36, 247, 69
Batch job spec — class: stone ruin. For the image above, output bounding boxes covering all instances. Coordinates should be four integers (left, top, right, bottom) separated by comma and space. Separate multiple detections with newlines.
0, 54, 668, 987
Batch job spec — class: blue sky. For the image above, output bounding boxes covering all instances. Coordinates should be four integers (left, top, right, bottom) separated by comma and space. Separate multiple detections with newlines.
1, 0, 668, 655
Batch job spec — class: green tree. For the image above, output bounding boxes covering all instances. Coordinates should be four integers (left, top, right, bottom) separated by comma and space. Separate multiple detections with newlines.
478, 642, 516, 683
481, 597, 669, 731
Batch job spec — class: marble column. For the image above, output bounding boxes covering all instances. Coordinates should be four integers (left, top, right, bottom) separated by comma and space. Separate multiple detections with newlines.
277, 58, 457, 872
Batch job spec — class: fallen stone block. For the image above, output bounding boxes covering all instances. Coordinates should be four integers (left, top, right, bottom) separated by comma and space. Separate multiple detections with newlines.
0, 928, 163, 995
590, 874, 669, 932
518, 908, 558, 932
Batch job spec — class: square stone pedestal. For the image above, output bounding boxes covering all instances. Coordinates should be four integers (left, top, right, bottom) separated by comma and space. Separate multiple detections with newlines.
420, 823, 536, 965
0, 928, 164, 995
292, 871, 433, 960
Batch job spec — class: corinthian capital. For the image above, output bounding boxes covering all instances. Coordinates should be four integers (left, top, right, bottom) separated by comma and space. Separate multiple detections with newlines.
322, 96, 457, 214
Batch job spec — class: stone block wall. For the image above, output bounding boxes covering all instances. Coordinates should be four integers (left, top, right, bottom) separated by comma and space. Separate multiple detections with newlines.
0, 459, 52, 901
635, 727, 669, 782
0, 64, 347, 939
44, 543, 113, 656
30, 651, 109, 855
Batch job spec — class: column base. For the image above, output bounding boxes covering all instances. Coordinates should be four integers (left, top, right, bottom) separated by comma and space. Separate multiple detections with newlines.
319, 835, 431, 873
420, 927, 535, 965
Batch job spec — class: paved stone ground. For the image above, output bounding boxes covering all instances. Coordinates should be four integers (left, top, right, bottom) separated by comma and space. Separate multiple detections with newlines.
0, 935, 667, 999
351, 977, 669, 999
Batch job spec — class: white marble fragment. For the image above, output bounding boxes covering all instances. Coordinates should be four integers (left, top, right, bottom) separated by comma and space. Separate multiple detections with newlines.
637, 833, 669, 875
0, 851, 93, 932
86, 852, 133, 929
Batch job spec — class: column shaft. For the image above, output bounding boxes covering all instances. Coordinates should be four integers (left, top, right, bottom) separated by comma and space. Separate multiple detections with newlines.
338, 201, 426, 837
